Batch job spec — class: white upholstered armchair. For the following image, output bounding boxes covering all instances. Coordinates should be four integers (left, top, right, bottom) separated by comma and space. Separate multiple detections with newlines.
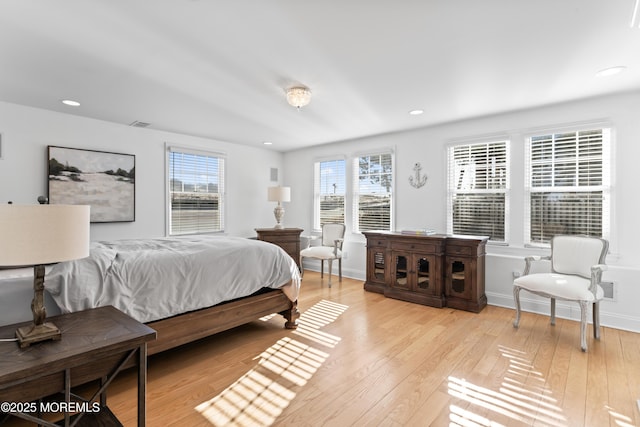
300, 223, 345, 287
513, 235, 608, 352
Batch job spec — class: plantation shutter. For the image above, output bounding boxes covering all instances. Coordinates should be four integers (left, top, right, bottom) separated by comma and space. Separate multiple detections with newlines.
168, 147, 225, 235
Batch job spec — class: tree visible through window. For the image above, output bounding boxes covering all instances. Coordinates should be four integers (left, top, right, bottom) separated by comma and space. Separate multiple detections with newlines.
168, 148, 225, 235
354, 152, 393, 232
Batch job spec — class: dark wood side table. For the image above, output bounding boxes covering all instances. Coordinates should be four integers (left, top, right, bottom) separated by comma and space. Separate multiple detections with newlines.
0, 306, 156, 426
255, 228, 304, 271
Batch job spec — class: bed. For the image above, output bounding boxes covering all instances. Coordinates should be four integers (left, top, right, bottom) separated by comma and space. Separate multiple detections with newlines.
0, 235, 301, 356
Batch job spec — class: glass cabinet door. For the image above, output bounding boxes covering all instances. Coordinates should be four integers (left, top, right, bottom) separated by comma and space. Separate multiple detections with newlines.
447, 258, 472, 299
392, 253, 410, 290
416, 256, 430, 292
373, 251, 386, 281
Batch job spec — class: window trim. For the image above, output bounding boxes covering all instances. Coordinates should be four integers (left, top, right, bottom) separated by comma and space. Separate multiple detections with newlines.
165, 144, 227, 236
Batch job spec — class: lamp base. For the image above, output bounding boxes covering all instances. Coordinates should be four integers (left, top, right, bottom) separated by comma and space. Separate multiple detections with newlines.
273, 204, 285, 229
16, 322, 61, 348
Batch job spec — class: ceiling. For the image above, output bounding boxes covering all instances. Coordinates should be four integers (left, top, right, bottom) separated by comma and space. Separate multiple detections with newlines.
1, 1, 640, 152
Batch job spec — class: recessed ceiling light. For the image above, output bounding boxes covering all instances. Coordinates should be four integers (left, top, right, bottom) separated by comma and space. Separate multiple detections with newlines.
263, 141, 273, 145
409, 109, 424, 115
61, 99, 81, 107
595, 66, 626, 77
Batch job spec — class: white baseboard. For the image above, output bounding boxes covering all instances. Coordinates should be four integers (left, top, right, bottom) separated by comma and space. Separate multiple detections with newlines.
486, 291, 640, 333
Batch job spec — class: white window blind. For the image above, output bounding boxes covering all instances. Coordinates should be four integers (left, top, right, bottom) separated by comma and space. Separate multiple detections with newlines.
167, 147, 225, 235
353, 152, 393, 232
525, 128, 610, 245
447, 141, 509, 242
314, 159, 346, 229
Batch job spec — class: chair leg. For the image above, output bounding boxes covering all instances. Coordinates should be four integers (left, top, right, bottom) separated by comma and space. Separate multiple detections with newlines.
593, 301, 601, 340
579, 300, 588, 352
513, 286, 522, 328
327, 259, 333, 288
320, 260, 324, 278
550, 298, 556, 326
338, 258, 342, 282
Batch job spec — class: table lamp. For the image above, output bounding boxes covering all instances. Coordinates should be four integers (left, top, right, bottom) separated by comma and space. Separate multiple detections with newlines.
0, 204, 90, 347
267, 186, 290, 229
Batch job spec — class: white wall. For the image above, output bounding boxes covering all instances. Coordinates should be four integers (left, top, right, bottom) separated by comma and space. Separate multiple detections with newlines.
283, 91, 640, 332
0, 101, 284, 240
3, 93, 639, 333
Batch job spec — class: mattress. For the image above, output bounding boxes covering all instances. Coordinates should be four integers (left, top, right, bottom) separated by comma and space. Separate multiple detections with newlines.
40, 235, 300, 323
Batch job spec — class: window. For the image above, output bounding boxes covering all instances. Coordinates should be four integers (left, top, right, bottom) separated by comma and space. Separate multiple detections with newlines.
167, 146, 225, 235
314, 159, 346, 229
525, 128, 610, 245
447, 141, 509, 242
353, 152, 393, 232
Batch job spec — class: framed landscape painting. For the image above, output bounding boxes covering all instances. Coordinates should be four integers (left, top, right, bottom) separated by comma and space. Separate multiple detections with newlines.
47, 146, 135, 223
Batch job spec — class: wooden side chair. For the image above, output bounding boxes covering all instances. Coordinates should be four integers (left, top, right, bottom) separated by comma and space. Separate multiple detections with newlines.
513, 235, 608, 351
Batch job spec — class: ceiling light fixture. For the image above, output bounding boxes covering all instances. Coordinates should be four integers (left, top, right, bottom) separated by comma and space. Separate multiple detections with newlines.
286, 86, 311, 109
596, 66, 627, 77
61, 99, 80, 107
409, 109, 424, 115
631, 0, 640, 27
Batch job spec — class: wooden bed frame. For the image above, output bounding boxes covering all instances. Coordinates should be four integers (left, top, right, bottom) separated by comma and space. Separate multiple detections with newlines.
145, 287, 300, 356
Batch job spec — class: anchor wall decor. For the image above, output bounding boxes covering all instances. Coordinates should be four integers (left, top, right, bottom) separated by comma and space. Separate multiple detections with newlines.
409, 162, 428, 188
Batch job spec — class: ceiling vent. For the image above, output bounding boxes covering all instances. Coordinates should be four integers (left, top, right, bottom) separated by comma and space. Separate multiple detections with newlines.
129, 121, 150, 128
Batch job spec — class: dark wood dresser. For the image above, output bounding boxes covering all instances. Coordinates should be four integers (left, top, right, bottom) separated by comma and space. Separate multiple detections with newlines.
363, 231, 489, 312
255, 228, 303, 271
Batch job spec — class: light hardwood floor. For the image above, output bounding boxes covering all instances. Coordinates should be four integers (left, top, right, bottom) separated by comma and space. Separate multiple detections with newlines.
12, 272, 639, 426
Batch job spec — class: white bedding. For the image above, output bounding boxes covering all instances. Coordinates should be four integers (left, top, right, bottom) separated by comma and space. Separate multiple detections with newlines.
45, 235, 301, 323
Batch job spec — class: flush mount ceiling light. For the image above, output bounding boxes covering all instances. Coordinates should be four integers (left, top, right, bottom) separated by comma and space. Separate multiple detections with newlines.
409, 109, 424, 115
631, 0, 640, 27
61, 99, 80, 107
286, 86, 311, 109
596, 66, 627, 77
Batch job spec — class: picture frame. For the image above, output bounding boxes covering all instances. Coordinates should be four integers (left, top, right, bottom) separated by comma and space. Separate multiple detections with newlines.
47, 146, 135, 223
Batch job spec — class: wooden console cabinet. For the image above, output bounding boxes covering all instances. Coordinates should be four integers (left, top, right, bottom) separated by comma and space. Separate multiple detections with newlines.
255, 228, 303, 271
363, 231, 488, 312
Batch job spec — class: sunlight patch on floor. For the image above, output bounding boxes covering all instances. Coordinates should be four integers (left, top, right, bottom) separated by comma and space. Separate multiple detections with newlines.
447, 345, 567, 426
257, 337, 329, 386
606, 404, 636, 427
196, 299, 349, 426
293, 299, 348, 348
195, 368, 295, 426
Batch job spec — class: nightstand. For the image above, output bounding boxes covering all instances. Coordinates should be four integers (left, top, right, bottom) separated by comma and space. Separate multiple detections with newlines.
0, 306, 156, 426
255, 228, 304, 271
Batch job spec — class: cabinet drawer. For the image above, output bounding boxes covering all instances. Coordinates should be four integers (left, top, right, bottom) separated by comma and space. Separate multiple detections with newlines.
446, 245, 476, 256
276, 242, 298, 253
367, 239, 388, 248
391, 241, 438, 253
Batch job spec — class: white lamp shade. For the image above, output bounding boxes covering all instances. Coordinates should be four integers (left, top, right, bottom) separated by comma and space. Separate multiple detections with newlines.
268, 186, 291, 203
0, 204, 90, 266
